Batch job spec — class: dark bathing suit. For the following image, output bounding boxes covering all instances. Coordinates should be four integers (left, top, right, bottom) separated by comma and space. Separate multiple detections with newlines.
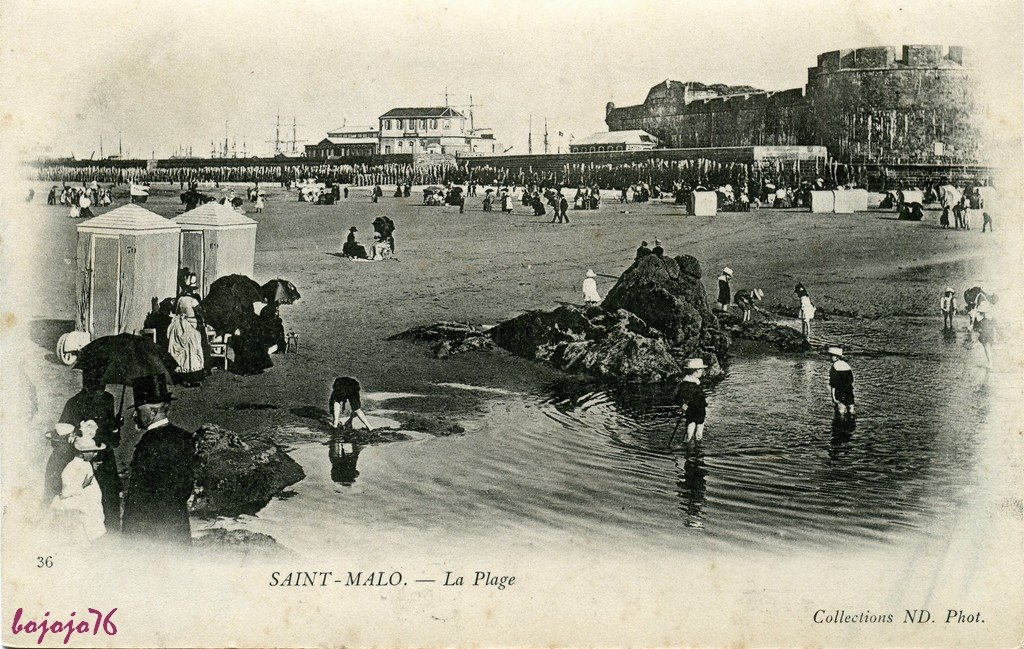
331, 377, 362, 410
676, 380, 707, 425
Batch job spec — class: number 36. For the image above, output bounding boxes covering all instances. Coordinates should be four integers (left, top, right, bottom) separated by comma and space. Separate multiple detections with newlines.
37, 556, 53, 568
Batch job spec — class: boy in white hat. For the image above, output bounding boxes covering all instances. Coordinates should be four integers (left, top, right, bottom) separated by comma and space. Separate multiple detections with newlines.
717, 268, 733, 311
940, 288, 956, 331
582, 269, 602, 306
827, 347, 855, 421
676, 358, 709, 443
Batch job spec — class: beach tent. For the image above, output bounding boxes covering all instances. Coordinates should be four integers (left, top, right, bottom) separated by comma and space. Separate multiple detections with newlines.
690, 191, 717, 216
173, 202, 257, 297
75, 204, 180, 340
938, 185, 962, 208
899, 190, 925, 206
809, 191, 835, 213
832, 189, 868, 213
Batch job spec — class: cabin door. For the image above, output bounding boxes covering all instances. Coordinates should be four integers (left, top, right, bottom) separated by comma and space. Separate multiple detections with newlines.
90, 236, 120, 337
180, 230, 205, 295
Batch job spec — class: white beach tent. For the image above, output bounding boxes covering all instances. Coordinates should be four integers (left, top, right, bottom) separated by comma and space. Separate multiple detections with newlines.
61, 205, 181, 363
173, 202, 257, 297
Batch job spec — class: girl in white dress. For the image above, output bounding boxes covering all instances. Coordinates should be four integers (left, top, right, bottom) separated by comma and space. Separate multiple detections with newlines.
49, 420, 106, 544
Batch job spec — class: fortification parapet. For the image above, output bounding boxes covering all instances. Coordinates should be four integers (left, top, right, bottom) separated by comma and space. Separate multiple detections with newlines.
605, 44, 980, 165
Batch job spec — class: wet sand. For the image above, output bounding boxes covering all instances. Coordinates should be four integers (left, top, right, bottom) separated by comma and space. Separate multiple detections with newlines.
14, 183, 1008, 486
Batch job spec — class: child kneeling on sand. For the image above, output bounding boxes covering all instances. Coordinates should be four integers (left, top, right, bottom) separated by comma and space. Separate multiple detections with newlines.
330, 377, 374, 431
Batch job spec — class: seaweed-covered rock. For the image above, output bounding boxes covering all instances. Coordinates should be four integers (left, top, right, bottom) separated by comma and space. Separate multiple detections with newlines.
393, 254, 731, 384
191, 424, 305, 517
389, 321, 496, 357
603, 254, 727, 359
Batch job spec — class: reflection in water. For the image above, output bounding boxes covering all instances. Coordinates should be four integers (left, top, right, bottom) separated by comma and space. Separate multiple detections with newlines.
328, 435, 362, 486
674, 449, 707, 529
246, 318, 990, 553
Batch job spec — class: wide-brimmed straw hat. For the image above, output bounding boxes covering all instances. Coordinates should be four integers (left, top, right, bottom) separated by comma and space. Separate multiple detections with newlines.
945, 287, 955, 294
752, 288, 764, 300
73, 420, 107, 453
684, 358, 707, 370
723, 267, 734, 276
586, 269, 596, 278
827, 346, 844, 357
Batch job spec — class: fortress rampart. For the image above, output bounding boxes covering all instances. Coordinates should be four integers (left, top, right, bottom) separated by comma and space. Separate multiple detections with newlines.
606, 45, 980, 165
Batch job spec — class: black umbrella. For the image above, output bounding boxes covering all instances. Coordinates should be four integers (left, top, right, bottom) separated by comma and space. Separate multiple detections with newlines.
372, 216, 395, 239
205, 275, 264, 335
73, 333, 179, 414
261, 279, 301, 305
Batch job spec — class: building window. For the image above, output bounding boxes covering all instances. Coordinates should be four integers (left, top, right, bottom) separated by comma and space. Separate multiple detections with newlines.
397, 119, 404, 129
431, 119, 437, 129
384, 120, 390, 130
444, 120, 451, 130
385, 145, 391, 154
418, 119, 425, 130
398, 141, 403, 150
598, 146, 605, 152
408, 141, 415, 150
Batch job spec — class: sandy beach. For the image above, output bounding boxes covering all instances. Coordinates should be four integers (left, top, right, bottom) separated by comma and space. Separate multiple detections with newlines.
20, 182, 1005, 424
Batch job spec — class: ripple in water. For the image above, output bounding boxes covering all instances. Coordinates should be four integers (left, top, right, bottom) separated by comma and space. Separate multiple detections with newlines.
239, 318, 990, 555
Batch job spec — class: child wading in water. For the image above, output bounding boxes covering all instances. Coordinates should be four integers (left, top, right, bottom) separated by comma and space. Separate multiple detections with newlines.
676, 358, 709, 444
827, 346, 856, 423
941, 288, 956, 331
796, 283, 815, 341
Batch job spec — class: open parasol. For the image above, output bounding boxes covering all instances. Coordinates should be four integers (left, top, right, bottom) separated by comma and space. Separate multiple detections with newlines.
261, 279, 301, 305
73, 332, 179, 414
204, 274, 264, 335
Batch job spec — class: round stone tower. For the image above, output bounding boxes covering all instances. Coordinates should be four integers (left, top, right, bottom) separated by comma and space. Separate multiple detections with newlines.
806, 45, 979, 164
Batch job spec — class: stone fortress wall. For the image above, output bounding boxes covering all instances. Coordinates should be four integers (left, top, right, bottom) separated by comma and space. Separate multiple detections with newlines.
606, 45, 980, 165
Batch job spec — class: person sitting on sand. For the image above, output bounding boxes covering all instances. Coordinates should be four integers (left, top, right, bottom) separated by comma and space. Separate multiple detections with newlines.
370, 234, 392, 261
330, 377, 374, 432
635, 240, 652, 261
734, 288, 764, 322
342, 227, 368, 259
827, 346, 855, 422
652, 239, 664, 257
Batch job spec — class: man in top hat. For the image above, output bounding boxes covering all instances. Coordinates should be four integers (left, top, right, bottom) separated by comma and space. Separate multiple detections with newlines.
717, 267, 734, 311
122, 374, 196, 546
827, 347, 855, 421
676, 358, 709, 444
940, 288, 957, 331
651, 239, 664, 257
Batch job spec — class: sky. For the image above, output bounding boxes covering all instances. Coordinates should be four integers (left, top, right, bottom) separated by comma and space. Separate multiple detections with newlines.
0, 0, 1020, 160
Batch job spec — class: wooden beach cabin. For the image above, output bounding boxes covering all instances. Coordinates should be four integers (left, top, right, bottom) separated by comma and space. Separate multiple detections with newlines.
75, 204, 181, 340
173, 203, 257, 296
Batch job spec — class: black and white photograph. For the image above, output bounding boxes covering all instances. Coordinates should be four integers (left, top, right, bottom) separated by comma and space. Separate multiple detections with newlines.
1, 1, 1022, 646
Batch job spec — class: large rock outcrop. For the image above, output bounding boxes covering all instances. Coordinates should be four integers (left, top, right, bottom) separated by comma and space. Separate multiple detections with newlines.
190, 424, 305, 517
394, 254, 730, 383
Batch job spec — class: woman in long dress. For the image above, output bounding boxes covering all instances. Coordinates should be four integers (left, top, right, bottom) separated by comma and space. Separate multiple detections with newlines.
167, 295, 205, 387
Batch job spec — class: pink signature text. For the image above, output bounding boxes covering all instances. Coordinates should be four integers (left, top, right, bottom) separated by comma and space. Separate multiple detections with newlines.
11, 607, 117, 645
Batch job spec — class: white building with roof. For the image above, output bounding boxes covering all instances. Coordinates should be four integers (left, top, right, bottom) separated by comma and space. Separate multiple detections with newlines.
570, 130, 659, 153
305, 124, 380, 158
378, 107, 500, 155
